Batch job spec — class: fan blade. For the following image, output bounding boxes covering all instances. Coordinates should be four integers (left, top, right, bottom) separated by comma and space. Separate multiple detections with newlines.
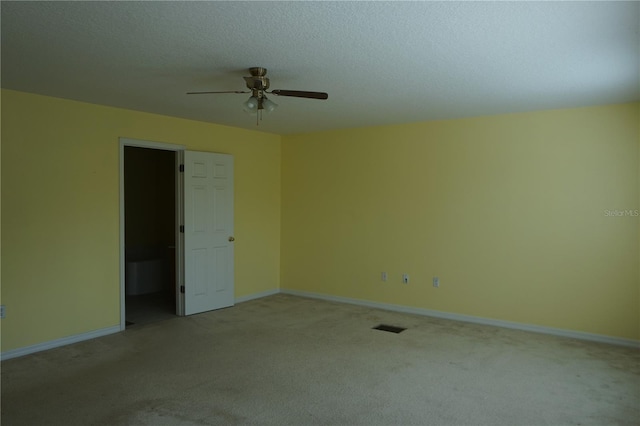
186, 90, 249, 95
271, 90, 328, 100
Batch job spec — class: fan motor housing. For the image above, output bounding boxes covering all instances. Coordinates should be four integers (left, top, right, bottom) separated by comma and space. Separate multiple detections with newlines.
244, 67, 270, 91
245, 77, 270, 91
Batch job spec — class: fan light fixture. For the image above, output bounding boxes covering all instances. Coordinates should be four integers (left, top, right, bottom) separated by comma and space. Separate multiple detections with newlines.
262, 97, 278, 113
243, 96, 259, 113
243, 93, 278, 123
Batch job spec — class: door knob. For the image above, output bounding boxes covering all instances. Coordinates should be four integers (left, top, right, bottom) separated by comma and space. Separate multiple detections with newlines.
228, 236, 235, 242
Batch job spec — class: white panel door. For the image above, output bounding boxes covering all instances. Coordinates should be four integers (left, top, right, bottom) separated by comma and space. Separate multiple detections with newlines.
183, 151, 234, 315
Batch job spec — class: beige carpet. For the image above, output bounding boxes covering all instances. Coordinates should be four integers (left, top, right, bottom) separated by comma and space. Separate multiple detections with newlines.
2, 294, 639, 425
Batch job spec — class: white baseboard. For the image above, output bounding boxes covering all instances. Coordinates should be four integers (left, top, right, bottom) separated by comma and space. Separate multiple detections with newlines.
4, 288, 636, 360
280, 289, 640, 348
1, 290, 279, 361
235, 288, 280, 304
1, 325, 121, 361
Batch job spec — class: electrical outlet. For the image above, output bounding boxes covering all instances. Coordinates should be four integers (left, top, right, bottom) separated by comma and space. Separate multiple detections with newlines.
402, 274, 409, 284
433, 277, 440, 288
381, 272, 388, 282
0, 305, 5, 319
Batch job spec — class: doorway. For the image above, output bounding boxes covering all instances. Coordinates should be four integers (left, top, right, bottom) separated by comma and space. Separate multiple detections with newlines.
123, 146, 177, 326
119, 138, 184, 329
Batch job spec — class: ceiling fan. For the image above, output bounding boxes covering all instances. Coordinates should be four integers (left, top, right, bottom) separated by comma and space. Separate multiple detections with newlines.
187, 67, 328, 125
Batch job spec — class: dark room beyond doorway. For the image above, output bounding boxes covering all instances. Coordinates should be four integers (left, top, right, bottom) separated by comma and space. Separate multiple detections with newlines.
124, 146, 177, 326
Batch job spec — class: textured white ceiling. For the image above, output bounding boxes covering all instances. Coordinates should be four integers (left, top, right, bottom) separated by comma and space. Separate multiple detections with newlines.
2, 1, 638, 135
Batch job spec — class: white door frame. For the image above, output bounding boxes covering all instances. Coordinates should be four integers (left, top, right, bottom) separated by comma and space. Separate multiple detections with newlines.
118, 138, 185, 331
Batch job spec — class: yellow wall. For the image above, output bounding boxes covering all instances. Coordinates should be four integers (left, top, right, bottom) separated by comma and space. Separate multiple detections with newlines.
281, 103, 640, 340
2, 88, 638, 353
1, 89, 281, 351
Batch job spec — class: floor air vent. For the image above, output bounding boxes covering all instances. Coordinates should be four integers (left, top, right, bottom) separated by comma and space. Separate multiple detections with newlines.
373, 324, 406, 334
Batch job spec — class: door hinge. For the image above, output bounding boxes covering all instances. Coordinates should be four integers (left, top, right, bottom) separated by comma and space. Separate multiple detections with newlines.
180, 225, 184, 233
180, 285, 185, 294
179, 164, 184, 172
